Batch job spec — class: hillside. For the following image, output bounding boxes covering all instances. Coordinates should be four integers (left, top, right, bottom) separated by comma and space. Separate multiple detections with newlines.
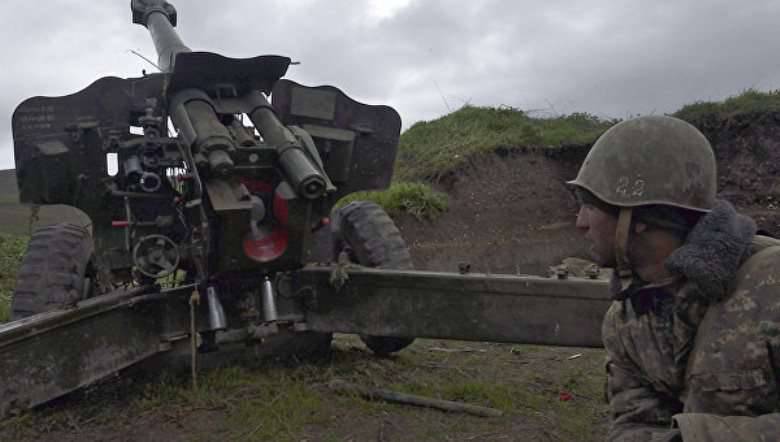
0, 168, 18, 203
390, 91, 780, 275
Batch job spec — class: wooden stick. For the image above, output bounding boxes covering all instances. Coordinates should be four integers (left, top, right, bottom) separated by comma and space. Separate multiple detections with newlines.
328, 380, 503, 418
428, 346, 487, 353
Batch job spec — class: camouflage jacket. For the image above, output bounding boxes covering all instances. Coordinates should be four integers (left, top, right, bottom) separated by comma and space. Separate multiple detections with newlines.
603, 201, 780, 442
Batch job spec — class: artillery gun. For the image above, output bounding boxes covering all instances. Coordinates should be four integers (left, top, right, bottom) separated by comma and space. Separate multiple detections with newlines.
0, 0, 611, 417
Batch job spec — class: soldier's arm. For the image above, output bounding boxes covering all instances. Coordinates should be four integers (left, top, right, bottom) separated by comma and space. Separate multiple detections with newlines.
605, 358, 683, 441
670, 246, 780, 441
673, 413, 780, 442
603, 303, 682, 441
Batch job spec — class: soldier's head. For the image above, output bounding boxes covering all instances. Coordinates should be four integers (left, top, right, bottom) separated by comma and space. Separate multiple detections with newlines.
568, 115, 717, 271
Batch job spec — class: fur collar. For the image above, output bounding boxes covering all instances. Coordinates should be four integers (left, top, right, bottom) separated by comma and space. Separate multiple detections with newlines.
665, 200, 756, 303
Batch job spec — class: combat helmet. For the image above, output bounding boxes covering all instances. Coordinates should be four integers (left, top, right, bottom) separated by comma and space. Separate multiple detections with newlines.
568, 115, 717, 212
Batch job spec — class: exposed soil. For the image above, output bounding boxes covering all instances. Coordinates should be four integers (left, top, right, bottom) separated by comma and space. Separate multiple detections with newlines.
396, 148, 587, 276
702, 111, 780, 234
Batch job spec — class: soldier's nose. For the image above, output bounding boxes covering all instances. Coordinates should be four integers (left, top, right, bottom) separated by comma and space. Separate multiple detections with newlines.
575, 207, 588, 230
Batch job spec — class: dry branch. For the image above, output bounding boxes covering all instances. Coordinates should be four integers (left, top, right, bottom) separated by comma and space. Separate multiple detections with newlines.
328, 380, 503, 418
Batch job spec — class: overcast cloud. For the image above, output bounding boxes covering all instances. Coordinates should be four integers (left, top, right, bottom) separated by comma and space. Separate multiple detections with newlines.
2, 0, 780, 169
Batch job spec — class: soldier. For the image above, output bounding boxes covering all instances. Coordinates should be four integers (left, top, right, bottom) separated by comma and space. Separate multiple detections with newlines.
568, 115, 780, 441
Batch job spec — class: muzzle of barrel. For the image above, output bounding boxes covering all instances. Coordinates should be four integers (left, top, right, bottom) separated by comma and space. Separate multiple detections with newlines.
247, 93, 326, 199
277, 144, 327, 199
170, 89, 235, 175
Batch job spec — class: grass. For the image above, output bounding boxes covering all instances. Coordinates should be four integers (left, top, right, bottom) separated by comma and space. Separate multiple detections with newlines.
394, 106, 615, 182
389, 89, 780, 186
357, 340, 607, 440
674, 88, 780, 125
132, 365, 329, 441
337, 181, 449, 221
2, 357, 335, 442
672, 89, 780, 133
1, 336, 609, 441
0, 233, 28, 322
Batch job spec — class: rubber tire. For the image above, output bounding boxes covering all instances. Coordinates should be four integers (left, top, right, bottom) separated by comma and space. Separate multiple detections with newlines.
11, 223, 94, 320
335, 201, 415, 356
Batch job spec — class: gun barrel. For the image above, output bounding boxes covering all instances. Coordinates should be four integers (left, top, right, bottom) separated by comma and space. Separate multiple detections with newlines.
132, 0, 190, 72
146, 11, 190, 72
247, 92, 327, 199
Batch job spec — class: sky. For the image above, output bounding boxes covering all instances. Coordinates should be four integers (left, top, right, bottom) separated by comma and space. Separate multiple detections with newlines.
2, 0, 780, 169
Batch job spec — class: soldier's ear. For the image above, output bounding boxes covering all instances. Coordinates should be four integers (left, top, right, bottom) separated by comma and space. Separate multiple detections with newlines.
633, 222, 648, 234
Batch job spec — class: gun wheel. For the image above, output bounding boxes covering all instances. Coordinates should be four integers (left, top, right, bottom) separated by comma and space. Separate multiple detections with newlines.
334, 200, 415, 356
11, 223, 95, 320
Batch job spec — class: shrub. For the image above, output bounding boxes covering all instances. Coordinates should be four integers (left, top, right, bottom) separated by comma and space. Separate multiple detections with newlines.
337, 181, 448, 221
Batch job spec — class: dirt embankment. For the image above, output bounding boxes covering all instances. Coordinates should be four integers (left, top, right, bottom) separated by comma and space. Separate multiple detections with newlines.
396, 147, 588, 276
701, 111, 780, 233
397, 115, 780, 275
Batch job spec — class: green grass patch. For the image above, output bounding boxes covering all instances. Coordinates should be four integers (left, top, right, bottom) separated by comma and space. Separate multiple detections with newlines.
2, 337, 609, 441
337, 181, 449, 220
395, 106, 614, 181
0, 233, 28, 322
134, 364, 329, 442
390, 90, 780, 183
440, 381, 516, 410
674, 88, 780, 126
387, 360, 605, 440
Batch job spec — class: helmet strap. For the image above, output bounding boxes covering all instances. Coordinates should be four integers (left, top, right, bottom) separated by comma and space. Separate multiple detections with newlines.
614, 208, 633, 289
